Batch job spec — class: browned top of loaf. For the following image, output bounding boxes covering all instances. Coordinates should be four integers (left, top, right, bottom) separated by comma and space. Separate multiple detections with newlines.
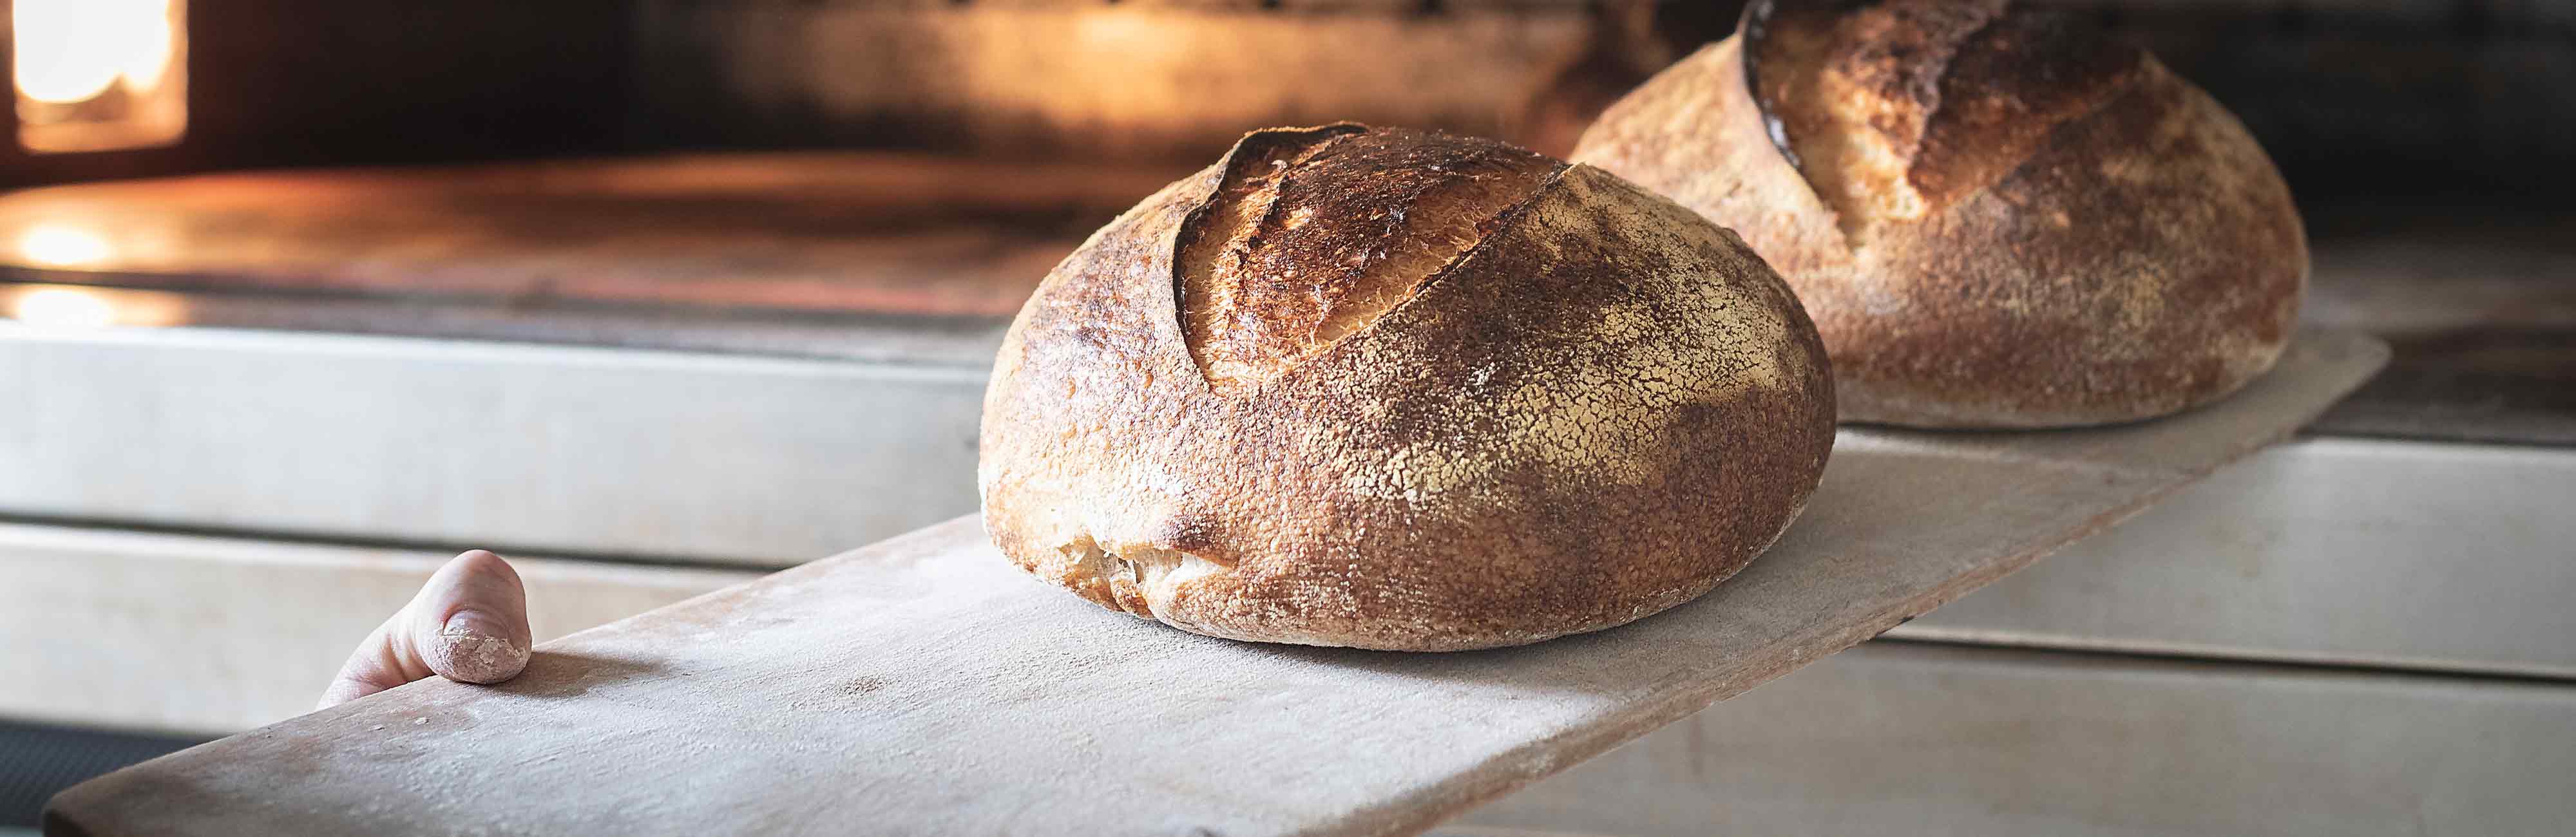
1178, 126, 1564, 387
1751, 0, 2146, 233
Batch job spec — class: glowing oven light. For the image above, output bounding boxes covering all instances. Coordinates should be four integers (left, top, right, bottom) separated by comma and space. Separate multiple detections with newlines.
14, 0, 187, 154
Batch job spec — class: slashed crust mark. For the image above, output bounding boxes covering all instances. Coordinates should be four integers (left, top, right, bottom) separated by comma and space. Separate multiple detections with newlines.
1741, 0, 2148, 243
1173, 124, 1568, 391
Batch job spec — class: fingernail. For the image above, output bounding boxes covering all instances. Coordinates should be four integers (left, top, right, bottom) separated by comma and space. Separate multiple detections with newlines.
444, 608, 514, 642
429, 609, 531, 684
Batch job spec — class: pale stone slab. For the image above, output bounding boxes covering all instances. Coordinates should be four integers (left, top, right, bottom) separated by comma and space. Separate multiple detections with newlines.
0, 326, 986, 565
1895, 438, 2576, 677
1460, 641, 2576, 836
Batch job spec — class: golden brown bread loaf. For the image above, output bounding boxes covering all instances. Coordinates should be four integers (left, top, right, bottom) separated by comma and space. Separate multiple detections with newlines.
1571, 0, 2307, 428
979, 124, 1835, 650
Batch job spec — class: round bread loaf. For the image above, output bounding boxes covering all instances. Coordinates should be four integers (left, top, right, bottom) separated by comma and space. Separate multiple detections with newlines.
1570, 0, 2307, 428
978, 124, 1835, 650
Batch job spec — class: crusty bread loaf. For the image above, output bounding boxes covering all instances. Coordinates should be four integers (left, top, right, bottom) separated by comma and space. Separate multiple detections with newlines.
980, 125, 1835, 650
1572, 0, 2307, 428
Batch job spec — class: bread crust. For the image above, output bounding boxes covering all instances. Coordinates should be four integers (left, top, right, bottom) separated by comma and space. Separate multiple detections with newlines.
1573, 1, 2307, 428
980, 126, 1835, 650
1178, 126, 1562, 388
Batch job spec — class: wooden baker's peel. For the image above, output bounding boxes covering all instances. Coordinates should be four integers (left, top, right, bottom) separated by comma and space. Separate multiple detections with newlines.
49, 330, 2386, 837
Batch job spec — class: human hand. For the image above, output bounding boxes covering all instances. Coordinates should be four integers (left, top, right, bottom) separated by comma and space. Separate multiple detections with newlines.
316, 549, 533, 709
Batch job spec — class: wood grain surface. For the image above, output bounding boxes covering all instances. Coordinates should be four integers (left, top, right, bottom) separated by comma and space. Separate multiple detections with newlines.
44, 330, 2385, 837
0, 153, 1183, 319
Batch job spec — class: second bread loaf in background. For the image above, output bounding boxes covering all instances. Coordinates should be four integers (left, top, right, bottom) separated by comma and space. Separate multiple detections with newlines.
1574, 0, 2307, 428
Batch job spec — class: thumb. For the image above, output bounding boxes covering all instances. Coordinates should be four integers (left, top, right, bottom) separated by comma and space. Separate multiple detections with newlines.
318, 550, 533, 710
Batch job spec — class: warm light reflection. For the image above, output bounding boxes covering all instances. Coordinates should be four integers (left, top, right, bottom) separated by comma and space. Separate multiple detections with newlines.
6, 287, 118, 328
16, 223, 114, 267
14, 0, 186, 153
0, 284, 187, 329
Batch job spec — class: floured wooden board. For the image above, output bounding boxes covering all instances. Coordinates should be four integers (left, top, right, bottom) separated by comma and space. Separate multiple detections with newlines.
48, 330, 2386, 837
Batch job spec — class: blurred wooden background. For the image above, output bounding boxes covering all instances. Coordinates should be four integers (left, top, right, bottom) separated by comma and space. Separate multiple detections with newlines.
3, 0, 2571, 207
